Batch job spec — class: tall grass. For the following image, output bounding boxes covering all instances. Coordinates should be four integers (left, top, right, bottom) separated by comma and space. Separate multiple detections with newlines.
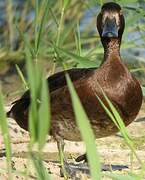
0, 0, 145, 179
66, 73, 101, 179
0, 88, 12, 178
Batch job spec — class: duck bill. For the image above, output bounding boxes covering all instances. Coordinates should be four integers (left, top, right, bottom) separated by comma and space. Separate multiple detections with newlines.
102, 17, 118, 38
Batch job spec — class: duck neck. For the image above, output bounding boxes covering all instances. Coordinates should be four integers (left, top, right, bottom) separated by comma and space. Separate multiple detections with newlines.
102, 38, 121, 62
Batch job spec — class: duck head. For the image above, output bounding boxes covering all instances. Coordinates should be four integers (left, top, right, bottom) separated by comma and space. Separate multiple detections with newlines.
97, 2, 125, 53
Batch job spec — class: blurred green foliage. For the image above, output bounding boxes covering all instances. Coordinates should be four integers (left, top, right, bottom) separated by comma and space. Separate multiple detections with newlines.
0, 0, 144, 67
0, 0, 145, 99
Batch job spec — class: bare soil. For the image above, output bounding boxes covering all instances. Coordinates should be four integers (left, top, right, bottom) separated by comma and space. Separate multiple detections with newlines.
0, 105, 145, 180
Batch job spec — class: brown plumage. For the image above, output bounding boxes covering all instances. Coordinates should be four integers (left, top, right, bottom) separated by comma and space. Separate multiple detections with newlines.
8, 3, 142, 144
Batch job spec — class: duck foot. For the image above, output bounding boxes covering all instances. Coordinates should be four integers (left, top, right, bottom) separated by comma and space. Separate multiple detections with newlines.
75, 162, 128, 172
76, 154, 128, 171
60, 161, 90, 179
60, 161, 76, 178
60, 161, 129, 177
101, 164, 128, 171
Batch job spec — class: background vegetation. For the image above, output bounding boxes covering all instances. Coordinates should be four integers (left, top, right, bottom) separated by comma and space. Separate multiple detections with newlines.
0, 0, 145, 101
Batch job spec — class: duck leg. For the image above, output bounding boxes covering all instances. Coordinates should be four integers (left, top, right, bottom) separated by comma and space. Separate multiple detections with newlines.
57, 138, 83, 179
56, 138, 68, 179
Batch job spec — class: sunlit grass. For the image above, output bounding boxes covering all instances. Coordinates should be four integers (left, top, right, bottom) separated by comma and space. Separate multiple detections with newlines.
66, 73, 101, 179
0, 88, 12, 179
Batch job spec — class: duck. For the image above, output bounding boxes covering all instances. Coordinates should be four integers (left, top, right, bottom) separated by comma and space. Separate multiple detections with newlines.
7, 2, 142, 163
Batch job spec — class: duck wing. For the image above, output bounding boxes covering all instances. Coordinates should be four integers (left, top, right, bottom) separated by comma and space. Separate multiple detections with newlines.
10, 67, 96, 106
48, 68, 95, 92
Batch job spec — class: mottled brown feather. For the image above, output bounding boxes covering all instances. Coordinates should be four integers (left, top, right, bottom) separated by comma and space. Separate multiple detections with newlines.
7, 2, 142, 142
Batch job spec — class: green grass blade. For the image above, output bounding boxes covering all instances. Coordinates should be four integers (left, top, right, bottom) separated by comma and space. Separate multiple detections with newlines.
75, 21, 82, 55
28, 103, 37, 144
59, 19, 78, 46
34, 0, 39, 53
96, 94, 120, 129
54, 46, 97, 67
63, 0, 71, 9
49, 7, 59, 27
66, 73, 101, 180
15, 64, 29, 90
25, 41, 38, 144
38, 79, 51, 150
6, 0, 14, 49
35, 0, 50, 54
96, 84, 144, 168
141, 86, 145, 97
24, 32, 51, 178
56, 2, 64, 46
31, 153, 51, 180
0, 89, 12, 178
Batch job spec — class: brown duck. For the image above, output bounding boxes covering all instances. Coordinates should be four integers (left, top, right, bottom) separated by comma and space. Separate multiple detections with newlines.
8, 2, 142, 160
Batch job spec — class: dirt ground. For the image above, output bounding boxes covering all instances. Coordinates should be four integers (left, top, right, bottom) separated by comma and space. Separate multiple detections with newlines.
0, 105, 145, 180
